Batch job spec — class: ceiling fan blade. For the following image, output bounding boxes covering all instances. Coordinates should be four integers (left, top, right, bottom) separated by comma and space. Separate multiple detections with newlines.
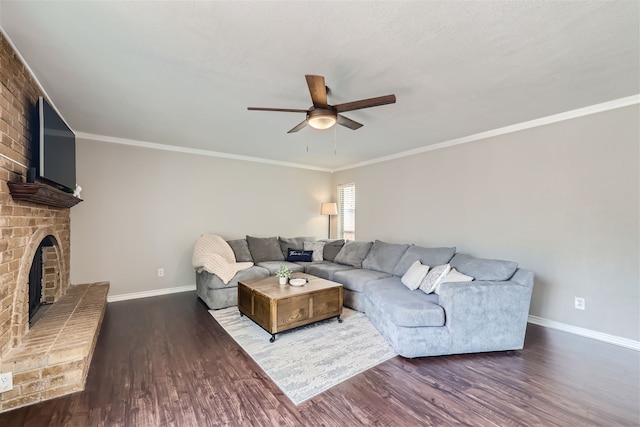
337, 114, 363, 130
287, 119, 308, 133
333, 94, 396, 113
305, 75, 328, 107
248, 107, 309, 113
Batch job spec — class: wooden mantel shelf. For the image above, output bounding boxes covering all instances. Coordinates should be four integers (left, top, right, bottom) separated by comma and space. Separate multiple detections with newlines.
8, 182, 83, 209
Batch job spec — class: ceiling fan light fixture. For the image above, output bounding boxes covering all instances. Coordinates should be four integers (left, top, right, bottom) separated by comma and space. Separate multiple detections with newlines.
307, 109, 337, 130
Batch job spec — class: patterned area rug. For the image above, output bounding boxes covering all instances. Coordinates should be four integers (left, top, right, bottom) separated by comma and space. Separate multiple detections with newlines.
210, 307, 397, 404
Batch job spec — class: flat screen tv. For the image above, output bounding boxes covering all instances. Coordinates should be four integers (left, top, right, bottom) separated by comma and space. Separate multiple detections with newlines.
36, 96, 76, 191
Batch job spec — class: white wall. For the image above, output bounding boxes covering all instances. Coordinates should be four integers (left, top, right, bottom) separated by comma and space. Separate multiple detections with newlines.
332, 105, 639, 341
70, 140, 332, 297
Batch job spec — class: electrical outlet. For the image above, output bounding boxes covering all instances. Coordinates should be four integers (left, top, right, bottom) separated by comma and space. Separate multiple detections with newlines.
157, 268, 164, 278
574, 297, 585, 310
0, 372, 13, 393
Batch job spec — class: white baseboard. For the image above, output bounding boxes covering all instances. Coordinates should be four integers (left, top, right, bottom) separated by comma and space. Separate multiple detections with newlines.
528, 315, 639, 351
107, 285, 196, 303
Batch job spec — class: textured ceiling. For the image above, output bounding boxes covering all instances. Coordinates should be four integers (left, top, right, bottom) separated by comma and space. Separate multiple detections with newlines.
1, 1, 638, 170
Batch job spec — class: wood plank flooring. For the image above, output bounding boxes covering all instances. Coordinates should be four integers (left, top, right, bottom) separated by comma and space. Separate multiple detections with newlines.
0, 291, 637, 426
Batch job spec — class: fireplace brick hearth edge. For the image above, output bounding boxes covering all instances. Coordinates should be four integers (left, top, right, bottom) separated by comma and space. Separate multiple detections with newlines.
0, 282, 109, 412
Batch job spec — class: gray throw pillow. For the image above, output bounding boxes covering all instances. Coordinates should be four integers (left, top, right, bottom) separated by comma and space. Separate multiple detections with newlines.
393, 246, 456, 276
450, 253, 518, 281
246, 236, 285, 263
227, 239, 253, 262
322, 239, 345, 262
362, 240, 410, 274
333, 241, 373, 268
278, 236, 316, 258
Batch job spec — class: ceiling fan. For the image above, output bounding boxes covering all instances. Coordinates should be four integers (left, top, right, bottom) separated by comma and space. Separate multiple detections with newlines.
248, 75, 396, 133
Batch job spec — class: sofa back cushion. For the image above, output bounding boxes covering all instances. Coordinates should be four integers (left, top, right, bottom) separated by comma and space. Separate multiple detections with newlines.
278, 236, 316, 258
449, 253, 518, 281
322, 239, 345, 262
362, 240, 410, 274
246, 236, 285, 263
334, 240, 373, 268
227, 239, 253, 262
393, 246, 456, 276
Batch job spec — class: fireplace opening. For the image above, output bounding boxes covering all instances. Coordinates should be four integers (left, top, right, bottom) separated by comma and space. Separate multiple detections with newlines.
28, 236, 55, 326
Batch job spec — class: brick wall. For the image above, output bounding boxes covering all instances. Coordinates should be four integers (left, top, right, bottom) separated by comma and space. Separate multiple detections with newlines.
0, 34, 71, 360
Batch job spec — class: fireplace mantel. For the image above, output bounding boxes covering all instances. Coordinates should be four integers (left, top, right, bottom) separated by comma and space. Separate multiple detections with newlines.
7, 182, 83, 209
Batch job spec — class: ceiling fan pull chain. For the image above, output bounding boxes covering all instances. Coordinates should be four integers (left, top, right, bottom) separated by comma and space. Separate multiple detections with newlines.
334, 125, 337, 155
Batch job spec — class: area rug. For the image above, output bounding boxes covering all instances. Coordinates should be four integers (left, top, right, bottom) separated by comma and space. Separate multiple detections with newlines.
209, 307, 397, 404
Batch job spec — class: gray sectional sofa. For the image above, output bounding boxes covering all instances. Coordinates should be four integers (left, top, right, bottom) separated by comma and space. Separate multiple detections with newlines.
196, 236, 534, 358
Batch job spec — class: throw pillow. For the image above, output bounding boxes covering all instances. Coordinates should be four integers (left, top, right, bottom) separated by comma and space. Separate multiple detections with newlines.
401, 260, 430, 290
246, 236, 285, 263
227, 239, 253, 262
304, 241, 325, 262
420, 264, 451, 294
334, 241, 374, 268
435, 268, 474, 294
287, 248, 313, 262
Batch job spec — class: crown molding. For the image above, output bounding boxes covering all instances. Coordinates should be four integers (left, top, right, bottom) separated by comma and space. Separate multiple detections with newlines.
333, 95, 640, 172
76, 132, 333, 173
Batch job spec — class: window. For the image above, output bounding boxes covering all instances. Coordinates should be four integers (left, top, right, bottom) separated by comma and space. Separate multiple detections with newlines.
338, 183, 356, 240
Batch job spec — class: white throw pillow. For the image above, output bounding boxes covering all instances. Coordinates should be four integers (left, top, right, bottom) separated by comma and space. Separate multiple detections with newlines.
303, 241, 325, 263
420, 264, 451, 294
401, 260, 430, 290
435, 268, 474, 294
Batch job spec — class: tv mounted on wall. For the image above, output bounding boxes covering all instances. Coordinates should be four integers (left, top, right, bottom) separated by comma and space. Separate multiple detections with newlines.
35, 96, 76, 191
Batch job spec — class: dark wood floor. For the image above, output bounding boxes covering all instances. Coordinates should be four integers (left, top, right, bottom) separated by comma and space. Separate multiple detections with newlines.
0, 291, 637, 426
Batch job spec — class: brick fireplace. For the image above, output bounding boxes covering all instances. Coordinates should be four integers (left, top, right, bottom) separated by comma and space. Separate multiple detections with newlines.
1, 33, 108, 412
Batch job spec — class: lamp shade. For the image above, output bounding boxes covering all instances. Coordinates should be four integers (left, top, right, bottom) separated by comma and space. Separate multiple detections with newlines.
321, 202, 338, 216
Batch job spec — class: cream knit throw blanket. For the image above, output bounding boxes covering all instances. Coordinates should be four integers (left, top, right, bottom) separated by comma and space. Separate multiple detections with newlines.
192, 234, 253, 284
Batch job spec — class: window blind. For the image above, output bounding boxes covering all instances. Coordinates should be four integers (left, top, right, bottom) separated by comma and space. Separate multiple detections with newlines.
338, 183, 356, 240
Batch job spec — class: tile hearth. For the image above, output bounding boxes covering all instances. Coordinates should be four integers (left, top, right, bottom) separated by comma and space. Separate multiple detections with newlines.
0, 282, 109, 412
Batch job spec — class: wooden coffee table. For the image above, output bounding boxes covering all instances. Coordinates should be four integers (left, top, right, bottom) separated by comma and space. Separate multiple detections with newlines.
237, 273, 343, 342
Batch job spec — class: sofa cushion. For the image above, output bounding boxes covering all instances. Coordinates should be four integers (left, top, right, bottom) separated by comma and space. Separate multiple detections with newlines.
304, 241, 325, 262
362, 240, 410, 274
227, 239, 253, 262
287, 249, 313, 262
278, 236, 315, 259
246, 236, 285, 263
450, 253, 517, 281
322, 239, 345, 262
420, 264, 451, 294
334, 241, 373, 268
401, 260, 430, 290
306, 262, 355, 281
393, 246, 456, 276
333, 269, 392, 292
364, 278, 444, 327
256, 261, 305, 275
